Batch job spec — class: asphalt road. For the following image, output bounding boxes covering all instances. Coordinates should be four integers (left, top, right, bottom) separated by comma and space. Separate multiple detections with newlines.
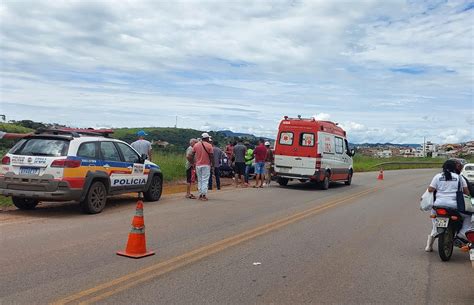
0, 169, 472, 305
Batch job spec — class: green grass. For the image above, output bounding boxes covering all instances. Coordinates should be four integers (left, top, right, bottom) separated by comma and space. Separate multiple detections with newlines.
0, 195, 12, 207
353, 156, 445, 172
0, 122, 33, 133
152, 152, 186, 182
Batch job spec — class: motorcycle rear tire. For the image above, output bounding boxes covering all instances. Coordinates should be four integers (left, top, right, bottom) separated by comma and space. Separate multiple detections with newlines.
438, 225, 454, 261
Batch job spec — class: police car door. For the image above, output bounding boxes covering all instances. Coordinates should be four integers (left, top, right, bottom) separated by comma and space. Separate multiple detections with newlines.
115, 142, 148, 191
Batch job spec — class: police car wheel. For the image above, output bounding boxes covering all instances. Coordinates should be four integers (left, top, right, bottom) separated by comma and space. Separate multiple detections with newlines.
12, 197, 39, 210
80, 181, 107, 214
144, 175, 162, 202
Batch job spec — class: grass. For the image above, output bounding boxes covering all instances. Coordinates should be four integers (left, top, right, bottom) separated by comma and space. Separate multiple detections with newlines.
353, 156, 445, 172
0, 195, 12, 207
152, 152, 186, 182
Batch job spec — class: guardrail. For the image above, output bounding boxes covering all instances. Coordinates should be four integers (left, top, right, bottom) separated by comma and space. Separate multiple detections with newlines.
371, 162, 443, 168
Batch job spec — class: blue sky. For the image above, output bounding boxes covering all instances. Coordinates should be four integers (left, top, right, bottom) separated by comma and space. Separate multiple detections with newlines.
0, 0, 473, 144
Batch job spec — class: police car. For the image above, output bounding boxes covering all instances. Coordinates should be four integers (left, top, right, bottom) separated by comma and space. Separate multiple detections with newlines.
0, 128, 163, 214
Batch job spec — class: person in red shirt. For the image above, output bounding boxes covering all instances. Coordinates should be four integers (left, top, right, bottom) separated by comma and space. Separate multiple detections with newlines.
253, 139, 267, 188
188, 133, 214, 201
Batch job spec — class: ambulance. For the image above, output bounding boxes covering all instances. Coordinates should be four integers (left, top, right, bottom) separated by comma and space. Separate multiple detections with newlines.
273, 116, 355, 189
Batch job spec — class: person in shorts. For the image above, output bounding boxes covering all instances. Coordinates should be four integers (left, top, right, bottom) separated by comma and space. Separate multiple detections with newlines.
232, 139, 247, 187
253, 139, 267, 188
185, 138, 198, 199
264, 141, 274, 186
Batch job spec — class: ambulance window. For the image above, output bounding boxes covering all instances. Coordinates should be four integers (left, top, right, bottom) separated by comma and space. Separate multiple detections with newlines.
77, 142, 97, 159
116, 142, 140, 163
100, 141, 121, 162
279, 132, 293, 145
335, 137, 344, 154
299, 133, 315, 147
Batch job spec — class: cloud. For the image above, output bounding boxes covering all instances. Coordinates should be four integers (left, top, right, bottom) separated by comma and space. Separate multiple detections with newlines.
0, 0, 472, 144
313, 113, 331, 121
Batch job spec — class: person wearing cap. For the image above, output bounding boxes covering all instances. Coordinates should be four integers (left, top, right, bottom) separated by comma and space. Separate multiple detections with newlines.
189, 133, 214, 201
264, 141, 274, 186
131, 130, 152, 161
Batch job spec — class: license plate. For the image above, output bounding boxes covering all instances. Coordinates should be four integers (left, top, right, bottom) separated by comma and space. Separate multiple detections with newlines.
435, 217, 449, 228
278, 167, 290, 173
19, 167, 40, 175
470, 249, 474, 261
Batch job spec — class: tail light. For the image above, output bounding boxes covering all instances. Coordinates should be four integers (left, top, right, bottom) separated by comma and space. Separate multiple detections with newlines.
1, 156, 10, 165
436, 208, 448, 216
316, 160, 321, 169
466, 231, 474, 243
51, 159, 81, 168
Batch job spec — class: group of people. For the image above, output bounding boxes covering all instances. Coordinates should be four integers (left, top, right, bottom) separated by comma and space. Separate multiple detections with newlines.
185, 134, 274, 201
424, 159, 473, 251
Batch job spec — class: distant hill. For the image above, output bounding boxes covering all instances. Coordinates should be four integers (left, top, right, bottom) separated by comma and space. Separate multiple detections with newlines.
353, 143, 421, 148
217, 130, 256, 138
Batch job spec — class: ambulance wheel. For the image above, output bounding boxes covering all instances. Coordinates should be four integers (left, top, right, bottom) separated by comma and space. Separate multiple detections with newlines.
144, 175, 162, 202
321, 175, 330, 190
345, 172, 353, 185
80, 181, 107, 214
277, 177, 289, 186
12, 197, 39, 210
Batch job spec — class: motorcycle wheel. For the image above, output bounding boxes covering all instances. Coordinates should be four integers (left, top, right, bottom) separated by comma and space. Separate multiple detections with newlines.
438, 225, 454, 261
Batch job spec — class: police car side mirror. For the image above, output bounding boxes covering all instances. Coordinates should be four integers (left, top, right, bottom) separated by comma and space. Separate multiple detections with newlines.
140, 153, 148, 163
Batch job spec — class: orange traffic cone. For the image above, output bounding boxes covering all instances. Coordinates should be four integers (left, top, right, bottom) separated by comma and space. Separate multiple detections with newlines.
117, 198, 155, 259
377, 168, 384, 180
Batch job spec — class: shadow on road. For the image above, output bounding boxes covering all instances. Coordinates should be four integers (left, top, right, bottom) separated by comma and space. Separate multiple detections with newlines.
0, 195, 143, 219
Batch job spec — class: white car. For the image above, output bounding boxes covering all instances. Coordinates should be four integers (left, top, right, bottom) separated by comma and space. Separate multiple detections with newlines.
0, 128, 163, 214
461, 163, 474, 183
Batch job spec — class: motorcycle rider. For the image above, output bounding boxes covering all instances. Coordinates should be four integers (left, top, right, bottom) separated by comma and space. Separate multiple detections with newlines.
425, 159, 470, 252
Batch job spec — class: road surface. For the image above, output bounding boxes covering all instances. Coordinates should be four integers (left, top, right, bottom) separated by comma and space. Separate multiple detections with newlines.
0, 169, 472, 305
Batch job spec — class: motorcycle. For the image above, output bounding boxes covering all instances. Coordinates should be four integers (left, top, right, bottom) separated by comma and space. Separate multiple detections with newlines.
432, 207, 474, 266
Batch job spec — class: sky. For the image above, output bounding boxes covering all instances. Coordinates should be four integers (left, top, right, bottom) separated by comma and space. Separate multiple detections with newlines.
0, 0, 473, 144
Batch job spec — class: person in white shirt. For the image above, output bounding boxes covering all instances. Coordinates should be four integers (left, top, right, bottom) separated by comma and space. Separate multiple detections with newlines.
425, 159, 470, 251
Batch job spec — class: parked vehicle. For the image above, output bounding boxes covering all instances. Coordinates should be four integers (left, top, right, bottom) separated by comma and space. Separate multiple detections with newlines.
0, 128, 163, 214
461, 163, 474, 183
273, 116, 354, 189
432, 207, 473, 264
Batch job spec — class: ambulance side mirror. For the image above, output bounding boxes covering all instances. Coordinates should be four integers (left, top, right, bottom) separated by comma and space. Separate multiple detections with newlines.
350, 149, 355, 156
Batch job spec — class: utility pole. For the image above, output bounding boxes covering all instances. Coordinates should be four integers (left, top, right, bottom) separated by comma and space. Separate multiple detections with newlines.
423, 136, 426, 158
174, 116, 178, 128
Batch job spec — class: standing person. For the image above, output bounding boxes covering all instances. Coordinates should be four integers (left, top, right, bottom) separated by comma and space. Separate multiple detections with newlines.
424, 159, 470, 252
264, 141, 274, 186
244, 143, 254, 186
253, 139, 267, 188
232, 139, 247, 187
209, 141, 225, 190
189, 133, 213, 201
0, 131, 31, 139
131, 130, 152, 161
185, 138, 198, 199
225, 141, 234, 165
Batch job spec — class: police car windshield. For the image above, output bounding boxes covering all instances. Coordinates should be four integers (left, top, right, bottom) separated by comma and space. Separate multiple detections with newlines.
12, 139, 69, 157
